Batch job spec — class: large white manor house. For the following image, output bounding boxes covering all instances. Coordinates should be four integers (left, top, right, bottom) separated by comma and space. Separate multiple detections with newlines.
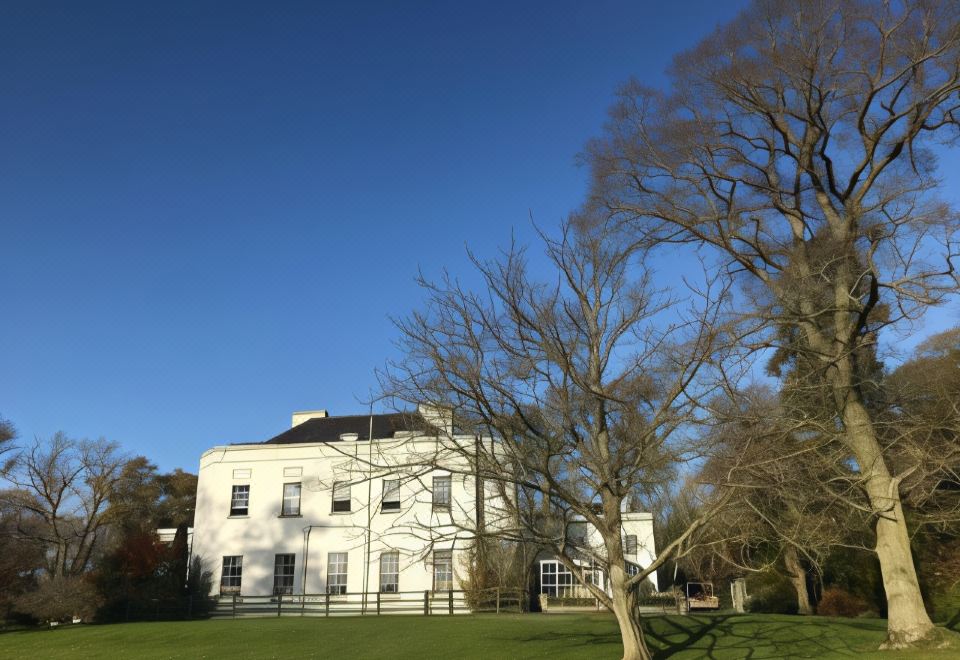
190, 408, 657, 606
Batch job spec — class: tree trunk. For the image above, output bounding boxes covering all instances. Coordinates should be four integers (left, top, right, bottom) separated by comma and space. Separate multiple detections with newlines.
782, 546, 813, 615
608, 564, 652, 660
843, 401, 937, 648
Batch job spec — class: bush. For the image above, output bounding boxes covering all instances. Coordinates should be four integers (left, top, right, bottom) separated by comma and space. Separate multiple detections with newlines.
13, 576, 103, 623
817, 587, 870, 618
746, 571, 798, 615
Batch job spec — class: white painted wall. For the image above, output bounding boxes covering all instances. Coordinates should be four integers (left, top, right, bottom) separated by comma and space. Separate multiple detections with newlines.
192, 425, 658, 599
192, 433, 485, 597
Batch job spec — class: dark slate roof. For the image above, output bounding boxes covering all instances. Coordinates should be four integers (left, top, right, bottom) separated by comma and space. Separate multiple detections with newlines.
257, 412, 427, 445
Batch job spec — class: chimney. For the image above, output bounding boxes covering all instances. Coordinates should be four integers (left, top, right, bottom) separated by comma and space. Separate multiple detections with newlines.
291, 410, 328, 428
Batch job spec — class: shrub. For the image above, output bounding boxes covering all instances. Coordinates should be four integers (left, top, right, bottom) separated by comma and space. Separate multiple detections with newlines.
13, 576, 103, 623
817, 587, 870, 618
746, 571, 798, 615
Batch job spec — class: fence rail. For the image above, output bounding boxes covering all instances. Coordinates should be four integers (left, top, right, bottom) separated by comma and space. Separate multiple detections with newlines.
214, 590, 475, 618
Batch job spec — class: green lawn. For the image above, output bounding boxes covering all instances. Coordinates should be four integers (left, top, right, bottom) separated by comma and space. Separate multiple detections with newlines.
0, 613, 957, 659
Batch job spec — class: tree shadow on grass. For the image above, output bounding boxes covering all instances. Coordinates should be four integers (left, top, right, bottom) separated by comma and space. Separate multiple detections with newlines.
644, 614, 876, 659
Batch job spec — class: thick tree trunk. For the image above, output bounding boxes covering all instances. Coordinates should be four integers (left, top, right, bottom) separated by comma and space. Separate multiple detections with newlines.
843, 401, 937, 648
608, 564, 652, 660
783, 545, 813, 615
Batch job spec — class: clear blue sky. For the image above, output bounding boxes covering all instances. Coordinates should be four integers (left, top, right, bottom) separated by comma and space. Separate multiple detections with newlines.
1, 1, 956, 473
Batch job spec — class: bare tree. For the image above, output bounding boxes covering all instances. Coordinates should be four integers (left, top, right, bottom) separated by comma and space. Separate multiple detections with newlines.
697, 386, 865, 615
587, 0, 960, 647
0, 432, 125, 578
383, 218, 731, 660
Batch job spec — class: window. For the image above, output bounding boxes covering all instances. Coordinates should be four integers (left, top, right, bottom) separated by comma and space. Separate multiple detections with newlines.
332, 482, 351, 512
432, 475, 451, 510
433, 550, 453, 591
221, 556, 242, 594
230, 485, 249, 516
273, 554, 295, 595
379, 551, 399, 593
327, 552, 348, 594
281, 482, 301, 516
624, 534, 638, 556
540, 560, 574, 597
382, 479, 400, 512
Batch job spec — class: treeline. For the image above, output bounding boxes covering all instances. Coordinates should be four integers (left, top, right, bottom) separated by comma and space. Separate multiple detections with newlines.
0, 431, 208, 625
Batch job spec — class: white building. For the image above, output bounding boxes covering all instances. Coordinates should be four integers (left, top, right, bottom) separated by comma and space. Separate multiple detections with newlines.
191, 408, 657, 606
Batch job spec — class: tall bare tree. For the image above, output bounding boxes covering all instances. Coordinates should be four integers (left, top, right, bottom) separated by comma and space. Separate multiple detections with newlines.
587, 0, 960, 647
383, 218, 731, 660
0, 432, 124, 578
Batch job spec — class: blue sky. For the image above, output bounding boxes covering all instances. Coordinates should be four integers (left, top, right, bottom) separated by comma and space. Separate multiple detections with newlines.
1, 1, 957, 473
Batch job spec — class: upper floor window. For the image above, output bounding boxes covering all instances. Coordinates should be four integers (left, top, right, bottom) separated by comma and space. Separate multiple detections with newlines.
382, 479, 400, 512
221, 556, 242, 594
624, 534, 638, 556
332, 482, 351, 512
432, 475, 451, 511
433, 549, 453, 591
282, 482, 301, 516
327, 552, 348, 595
379, 551, 399, 593
273, 553, 295, 595
230, 485, 249, 516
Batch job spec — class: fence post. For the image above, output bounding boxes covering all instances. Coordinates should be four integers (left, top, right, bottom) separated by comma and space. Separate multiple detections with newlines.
277, 594, 282, 617
325, 592, 330, 617
496, 588, 500, 614
187, 595, 193, 619
423, 590, 429, 615
232, 593, 237, 619
448, 590, 454, 615
376, 591, 381, 615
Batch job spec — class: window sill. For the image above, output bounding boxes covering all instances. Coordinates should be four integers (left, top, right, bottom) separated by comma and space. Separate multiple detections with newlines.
278, 514, 302, 518
330, 511, 353, 515
228, 515, 250, 519
380, 509, 402, 515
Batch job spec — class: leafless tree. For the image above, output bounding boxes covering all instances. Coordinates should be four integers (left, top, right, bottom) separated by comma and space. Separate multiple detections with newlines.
587, 0, 960, 647
382, 217, 732, 660
0, 432, 125, 578
696, 386, 864, 615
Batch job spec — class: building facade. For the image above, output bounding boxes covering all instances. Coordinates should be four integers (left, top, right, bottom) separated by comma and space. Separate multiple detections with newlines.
191, 408, 657, 604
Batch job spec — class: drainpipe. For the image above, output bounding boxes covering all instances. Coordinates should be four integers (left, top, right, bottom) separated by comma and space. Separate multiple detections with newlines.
362, 408, 374, 612
302, 523, 360, 597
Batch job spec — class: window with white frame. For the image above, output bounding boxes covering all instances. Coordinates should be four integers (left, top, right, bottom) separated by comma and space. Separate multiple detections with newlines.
221, 556, 242, 594
624, 534, 638, 556
432, 475, 451, 510
432, 550, 453, 591
273, 554, 295, 595
540, 560, 574, 597
332, 482, 351, 512
281, 482, 301, 516
379, 551, 399, 593
327, 552, 348, 594
230, 485, 249, 516
382, 479, 400, 512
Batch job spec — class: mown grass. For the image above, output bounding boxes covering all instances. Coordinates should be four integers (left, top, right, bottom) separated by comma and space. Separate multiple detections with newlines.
0, 613, 957, 659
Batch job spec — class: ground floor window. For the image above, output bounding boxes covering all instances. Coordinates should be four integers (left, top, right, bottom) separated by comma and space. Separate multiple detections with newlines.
273, 553, 295, 595
432, 550, 453, 591
540, 560, 574, 597
221, 555, 242, 594
380, 551, 399, 593
327, 552, 348, 594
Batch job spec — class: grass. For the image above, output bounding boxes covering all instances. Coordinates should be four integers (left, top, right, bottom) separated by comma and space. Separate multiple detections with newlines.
0, 613, 957, 659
